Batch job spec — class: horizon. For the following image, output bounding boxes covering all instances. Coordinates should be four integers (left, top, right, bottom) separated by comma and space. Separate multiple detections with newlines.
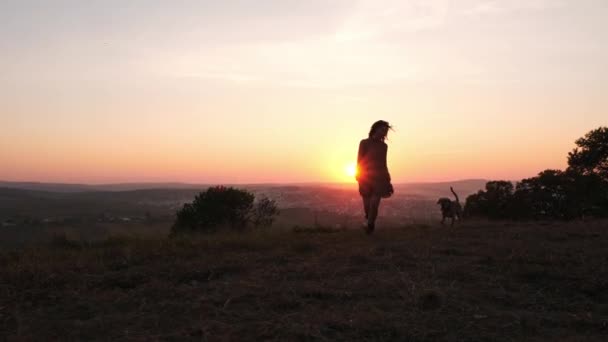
0, 178, 489, 187
1, 1, 606, 184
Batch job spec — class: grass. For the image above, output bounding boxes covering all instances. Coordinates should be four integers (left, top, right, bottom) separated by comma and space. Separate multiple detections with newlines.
1, 221, 608, 341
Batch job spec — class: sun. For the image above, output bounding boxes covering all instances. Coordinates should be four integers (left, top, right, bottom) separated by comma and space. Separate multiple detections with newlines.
345, 162, 357, 178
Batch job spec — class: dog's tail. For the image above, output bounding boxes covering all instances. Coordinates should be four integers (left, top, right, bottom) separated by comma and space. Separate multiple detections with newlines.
450, 187, 460, 203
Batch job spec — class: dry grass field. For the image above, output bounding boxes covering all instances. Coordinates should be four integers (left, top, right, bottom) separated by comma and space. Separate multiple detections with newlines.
1, 221, 607, 341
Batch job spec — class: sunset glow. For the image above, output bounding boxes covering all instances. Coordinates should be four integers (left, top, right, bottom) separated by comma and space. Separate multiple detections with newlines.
1, 1, 606, 184
346, 163, 358, 179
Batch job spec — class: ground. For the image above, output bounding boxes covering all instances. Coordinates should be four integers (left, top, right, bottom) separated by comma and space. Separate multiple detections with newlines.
1, 221, 607, 341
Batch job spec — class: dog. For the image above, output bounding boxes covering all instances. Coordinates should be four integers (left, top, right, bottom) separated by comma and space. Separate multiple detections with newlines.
437, 187, 462, 226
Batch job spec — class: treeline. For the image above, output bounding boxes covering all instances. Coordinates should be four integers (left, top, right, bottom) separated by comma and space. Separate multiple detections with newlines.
465, 127, 608, 220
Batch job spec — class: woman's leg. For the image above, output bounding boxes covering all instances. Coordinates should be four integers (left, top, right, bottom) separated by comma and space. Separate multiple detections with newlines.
362, 195, 371, 220
367, 195, 382, 233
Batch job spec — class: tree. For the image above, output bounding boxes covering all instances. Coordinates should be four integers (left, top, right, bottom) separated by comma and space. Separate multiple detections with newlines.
514, 170, 569, 219
463, 191, 488, 218
484, 181, 515, 218
562, 170, 608, 218
465, 127, 608, 220
171, 186, 279, 234
464, 181, 514, 219
568, 126, 608, 181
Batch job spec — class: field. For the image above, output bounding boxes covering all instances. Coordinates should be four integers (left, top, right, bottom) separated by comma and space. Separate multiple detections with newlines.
1, 221, 607, 341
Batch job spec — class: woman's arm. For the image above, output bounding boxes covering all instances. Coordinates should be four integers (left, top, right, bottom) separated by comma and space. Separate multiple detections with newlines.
356, 140, 366, 180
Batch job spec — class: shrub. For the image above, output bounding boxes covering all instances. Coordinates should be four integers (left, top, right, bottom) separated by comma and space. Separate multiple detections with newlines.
171, 186, 279, 234
251, 197, 280, 228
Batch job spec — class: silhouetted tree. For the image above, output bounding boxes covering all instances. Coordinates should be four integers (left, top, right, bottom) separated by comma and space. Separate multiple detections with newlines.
462, 191, 486, 218
568, 126, 608, 182
466, 127, 608, 220
514, 170, 569, 219
567, 127, 608, 217
171, 186, 279, 234
563, 170, 608, 218
464, 181, 514, 219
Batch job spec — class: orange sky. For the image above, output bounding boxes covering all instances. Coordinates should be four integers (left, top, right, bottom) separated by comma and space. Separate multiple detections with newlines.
1, 1, 606, 184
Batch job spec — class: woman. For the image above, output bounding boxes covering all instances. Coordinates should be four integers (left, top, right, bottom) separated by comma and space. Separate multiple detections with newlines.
356, 120, 394, 234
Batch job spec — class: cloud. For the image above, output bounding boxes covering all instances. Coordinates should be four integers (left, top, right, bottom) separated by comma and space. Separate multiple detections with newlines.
158, 37, 420, 89
150, 1, 455, 88
334, 0, 451, 41
461, 0, 565, 16
147, 0, 573, 89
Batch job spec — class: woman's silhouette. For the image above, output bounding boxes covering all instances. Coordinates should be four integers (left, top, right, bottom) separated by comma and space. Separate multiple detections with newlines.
356, 120, 393, 234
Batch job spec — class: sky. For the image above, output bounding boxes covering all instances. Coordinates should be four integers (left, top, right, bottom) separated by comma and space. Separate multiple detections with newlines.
1, 0, 606, 184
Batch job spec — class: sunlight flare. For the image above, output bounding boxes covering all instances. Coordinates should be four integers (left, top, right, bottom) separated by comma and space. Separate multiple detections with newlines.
346, 162, 357, 178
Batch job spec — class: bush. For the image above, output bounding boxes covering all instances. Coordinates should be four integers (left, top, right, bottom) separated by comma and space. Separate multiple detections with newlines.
250, 197, 280, 228
171, 186, 279, 234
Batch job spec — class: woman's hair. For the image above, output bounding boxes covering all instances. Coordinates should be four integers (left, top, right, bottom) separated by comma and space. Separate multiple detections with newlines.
368, 120, 392, 141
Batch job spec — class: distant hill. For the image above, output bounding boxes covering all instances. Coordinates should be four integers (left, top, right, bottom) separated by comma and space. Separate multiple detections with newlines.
0, 181, 211, 193
0, 187, 197, 218
0, 179, 488, 197
394, 179, 488, 199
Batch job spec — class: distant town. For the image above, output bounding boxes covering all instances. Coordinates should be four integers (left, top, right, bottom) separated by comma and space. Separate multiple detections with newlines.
0, 180, 487, 230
